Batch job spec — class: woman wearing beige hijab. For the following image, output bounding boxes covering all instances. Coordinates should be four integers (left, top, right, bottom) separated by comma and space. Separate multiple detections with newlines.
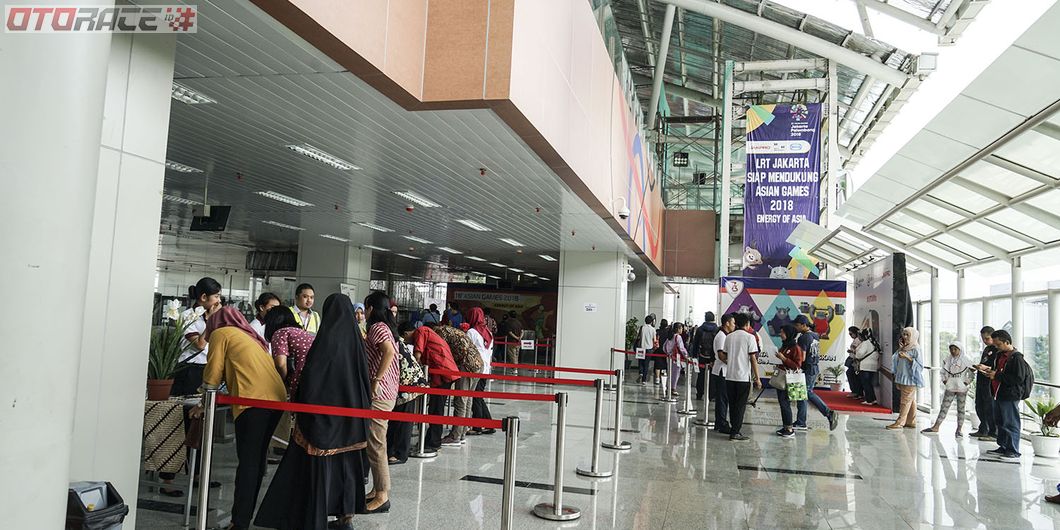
887, 327, 925, 430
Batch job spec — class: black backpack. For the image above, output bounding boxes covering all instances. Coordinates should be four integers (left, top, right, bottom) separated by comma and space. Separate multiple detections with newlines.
1020, 354, 1035, 400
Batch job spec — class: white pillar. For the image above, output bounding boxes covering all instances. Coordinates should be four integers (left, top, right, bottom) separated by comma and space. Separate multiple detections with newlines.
1011, 257, 1023, 351
626, 268, 648, 324
647, 271, 665, 320
1049, 290, 1060, 402
295, 236, 373, 304
555, 251, 628, 370
982, 296, 991, 331
956, 270, 966, 349
0, 16, 115, 529
718, 60, 734, 278
930, 268, 940, 410
824, 60, 840, 229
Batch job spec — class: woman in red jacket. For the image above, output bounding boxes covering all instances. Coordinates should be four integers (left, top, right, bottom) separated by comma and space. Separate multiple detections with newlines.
774, 324, 805, 438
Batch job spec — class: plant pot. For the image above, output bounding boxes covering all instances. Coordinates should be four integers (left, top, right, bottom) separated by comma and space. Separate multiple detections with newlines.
147, 379, 174, 401
829, 383, 843, 392
1030, 434, 1060, 458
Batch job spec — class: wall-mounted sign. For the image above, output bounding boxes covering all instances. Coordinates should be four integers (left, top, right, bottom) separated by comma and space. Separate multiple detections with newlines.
520, 339, 535, 350
672, 151, 689, 167
584, 303, 598, 313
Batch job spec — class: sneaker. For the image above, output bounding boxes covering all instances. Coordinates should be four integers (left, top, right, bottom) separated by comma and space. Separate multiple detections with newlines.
440, 435, 462, 447
716, 427, 732, 435
977, 434, 997, 441
999, 452, 1021, 461
729, 433, 749, 441
793, 424, 809, 431
776, 428, 795, 438
861, 400, 877, 406
985, 448, 1005, 455
828, 412, 839, 431
969, 430, 986, 438
920, 427, 939, 435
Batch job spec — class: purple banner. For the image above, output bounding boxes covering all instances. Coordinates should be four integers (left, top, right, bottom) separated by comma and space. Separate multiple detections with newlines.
741, 103, 822, 279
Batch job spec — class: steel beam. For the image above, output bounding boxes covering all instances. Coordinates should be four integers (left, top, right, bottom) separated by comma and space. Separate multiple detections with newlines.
918, 195, 1045, 249
733, 77, 828, 93
734, 58, 827, 73
718, 60, 734, 278
663, 0, 909, 86
648, 4, 678, 130
985, 154, 1057, 186
859, 0, 942, 34
855, 0, 875, 38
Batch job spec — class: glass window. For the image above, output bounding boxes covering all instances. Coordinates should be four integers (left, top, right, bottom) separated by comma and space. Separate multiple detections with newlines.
1021, 296, 1049, 387
988, 298, 1012, 334
937, 302, 957, 360
962, 301, 983, 353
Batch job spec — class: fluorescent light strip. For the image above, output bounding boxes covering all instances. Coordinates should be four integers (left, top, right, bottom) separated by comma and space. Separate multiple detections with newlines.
456, 219, 491, 231
403, 235, 433, 244
486, 274, 501, 279
390, 272, 404, 276
437, 246, 462, 254
525, 273, 538, 278
256, 190, 314, 207
165, 159, 203, 173
393, 191, 441, 208
163, 194, 199, 205
466, 256, 487, 262
358, 222, 394, 233
499, 238, 525, 247
319, 234, 349, 242
371, 269, 383, 273
509, 268, 524, 273
285, 143, 360, 170
539, 277, 550, 281
396, 253, 420, 260
489, 262, 507, 268
538, 254, 557, 262
362, 244, 389, 252
171, 82, 216, 105
262, 220, 304, 231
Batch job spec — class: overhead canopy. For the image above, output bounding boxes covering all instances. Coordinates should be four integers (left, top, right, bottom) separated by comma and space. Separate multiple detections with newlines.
788, 220, 933, 275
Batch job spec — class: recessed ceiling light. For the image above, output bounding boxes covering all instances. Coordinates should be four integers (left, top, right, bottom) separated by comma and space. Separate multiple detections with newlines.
165, 159, 203, 173
403, 235, 432, 244
437, 246, 462, 254
396, 253, 420, 260
538, 254, 557, 261
262, 220, 304, 231
285, 143, 360, 170
456, 219, 491, 231
466, 256, 487, 262
486, 274, 501, 279
489, 262, 507, 268
362, 244, 389, 252
499, 238, 525, 247
371, 269, 383, 273
509, 268, 524, 273
319, 234, 349, 242
525, 273, 538, 278
171, 82, 216, 105
163, 194, 199, 205
358, 222, 393, 233
256, 190, 314, 207
540, 277, 550, 281
393, 191, 441, 208
390, 272, 404, 276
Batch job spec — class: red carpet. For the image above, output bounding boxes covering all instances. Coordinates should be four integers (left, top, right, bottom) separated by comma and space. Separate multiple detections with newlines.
815, 389, 892, 414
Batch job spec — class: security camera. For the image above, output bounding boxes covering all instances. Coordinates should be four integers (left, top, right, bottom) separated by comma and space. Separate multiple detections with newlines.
618, 206, 630, 220
627, 270, 637, 282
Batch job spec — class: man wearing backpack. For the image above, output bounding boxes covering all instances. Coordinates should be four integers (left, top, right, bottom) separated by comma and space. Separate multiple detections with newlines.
691, 312, 720, 400
976, 329, 1031, 461
793, 315, 839, 431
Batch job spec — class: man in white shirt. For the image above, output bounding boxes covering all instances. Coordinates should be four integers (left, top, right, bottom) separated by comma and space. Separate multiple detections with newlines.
290, 283, 320, 334
711, 314, 735, 433
720, 313, 761, 441
249, 292, 280, 341
638, 315, 657, 385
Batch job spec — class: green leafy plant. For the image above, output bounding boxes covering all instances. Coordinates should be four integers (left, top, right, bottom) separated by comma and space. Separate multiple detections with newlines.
625, 317, 640, 349
148, 315, 192, 380
826, 365, 844, 379
1021, 398, 1060, 437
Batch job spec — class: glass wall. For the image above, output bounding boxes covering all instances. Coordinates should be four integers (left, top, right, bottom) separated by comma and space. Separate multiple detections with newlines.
1022, 295, 1050, 398
987, 298, 1012, 334
962, 301, 983, 354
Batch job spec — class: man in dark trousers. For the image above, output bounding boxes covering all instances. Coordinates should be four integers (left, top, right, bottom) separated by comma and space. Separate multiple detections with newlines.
972, 326, 999, 440
793, 315, 839, 431
691, 312, 720, 400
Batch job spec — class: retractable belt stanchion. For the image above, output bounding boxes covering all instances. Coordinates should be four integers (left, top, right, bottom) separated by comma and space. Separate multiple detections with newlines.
602, 369, 632, 451
184, 446, 197, 527
501, 416, 519, 530
604, 348, 617, 391
660, 357, 677, 403
576, 379, 613, 478
677, 359, 697, 415
196, 389, 217, 530
410, 366, 437, 459
532, 392, 581, 521
692, 363, 713, 428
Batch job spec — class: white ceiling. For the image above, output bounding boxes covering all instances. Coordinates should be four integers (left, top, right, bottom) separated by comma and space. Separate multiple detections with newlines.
836, 1, 1060, 271
158, 0, 639, 283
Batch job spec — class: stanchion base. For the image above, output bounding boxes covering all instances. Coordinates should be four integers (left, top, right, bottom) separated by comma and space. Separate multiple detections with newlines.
602, 384, 617, 392
532, 503, 582, 521
409, 451, 437, 459
677, 408, 698, 415
601, 441, 632, 451
575, 466, 614, 479
659, 397, 679, 403
692, 419, 714, 428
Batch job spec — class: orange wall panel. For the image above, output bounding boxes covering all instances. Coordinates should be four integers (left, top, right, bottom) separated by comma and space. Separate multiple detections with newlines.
422, 0, 488, 102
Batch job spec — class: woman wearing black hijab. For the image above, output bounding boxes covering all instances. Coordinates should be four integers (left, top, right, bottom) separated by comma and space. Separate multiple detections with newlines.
256, 293, 371, 530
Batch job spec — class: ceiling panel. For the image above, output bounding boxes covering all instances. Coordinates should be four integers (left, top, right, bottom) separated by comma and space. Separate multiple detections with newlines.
896, 129, 978, 172
959, 160, 1042, 198
953, 223, 1033, 253
927, 181, 997, 214
962, 46, 1060, 117
991, 130, 1060, 181
924, 94, 1025, 149
905, 199, 965, 226
910, 241, 967, 266
1014, 3, 1060, 61
986, 209, 1060, 242
875, 154, 943, 190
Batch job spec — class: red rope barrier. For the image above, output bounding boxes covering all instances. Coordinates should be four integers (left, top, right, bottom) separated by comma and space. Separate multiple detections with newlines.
611, 347, 707, 367
430, 369, 597, 387
492, 340, 552, 347
492, 361, 614, 376
215, 395, 503, 429
397, 385, 557, 402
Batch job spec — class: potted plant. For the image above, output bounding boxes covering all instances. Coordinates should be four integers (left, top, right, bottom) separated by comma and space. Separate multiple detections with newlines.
1022, 398, 1060, 458
147, 300, 193, 401
825, 365, 844, 392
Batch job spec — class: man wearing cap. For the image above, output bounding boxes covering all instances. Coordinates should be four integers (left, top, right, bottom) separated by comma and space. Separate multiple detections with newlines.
793, 314, 839, 431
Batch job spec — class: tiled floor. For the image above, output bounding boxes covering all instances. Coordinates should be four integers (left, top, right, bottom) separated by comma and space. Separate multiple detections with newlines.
136, 378, 1060, 529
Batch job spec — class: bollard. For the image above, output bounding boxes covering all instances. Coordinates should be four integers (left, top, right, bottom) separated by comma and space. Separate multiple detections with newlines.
183, 447, 197, 528
660, 359, 678, 403
576, 379, 613, 478
678, 358, 697, 415
196, 389, 217, 530
602, 369, 632, 451
410, 366, 437, 458
692, 365, 713, 428
532, 392, 582, 521
603, 349, 617, 392
501, 416, 520, 530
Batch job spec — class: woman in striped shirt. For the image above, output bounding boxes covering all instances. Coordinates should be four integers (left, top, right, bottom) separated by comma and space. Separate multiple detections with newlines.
362, 291, 401, 514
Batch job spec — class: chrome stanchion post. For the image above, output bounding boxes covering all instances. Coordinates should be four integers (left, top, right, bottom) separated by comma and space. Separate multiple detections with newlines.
196, 389, 217, 530
693, 363, 714, 428
604, 348, 617, 391
533, 392, 581, 520
501, 416, 520, 530
411, 366, 437, 458
660, 356, 678, 403
577, 379, 613, 478
678, 358, 697, 415
183, 448, 197, 528
602, 369, 632, 451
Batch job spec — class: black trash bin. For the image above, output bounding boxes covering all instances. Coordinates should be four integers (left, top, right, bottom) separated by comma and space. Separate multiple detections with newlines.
66, 481, 128, 530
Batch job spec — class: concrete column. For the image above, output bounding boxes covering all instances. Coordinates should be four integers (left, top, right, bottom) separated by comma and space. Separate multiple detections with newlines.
1049, 290, 1060, 402
0, 15, 116, 529
1011, 257, 1023, 351
69, 35, 177, 529
626, 268, 648, 325
647, 271, 665, 320
555, 252, 628, 370
956, 270, 965, 349
295, 236, 372, 304
930, 268, 940, 410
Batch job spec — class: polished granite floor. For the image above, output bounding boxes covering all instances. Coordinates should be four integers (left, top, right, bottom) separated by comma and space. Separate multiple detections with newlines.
136, 376, 1060, 529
